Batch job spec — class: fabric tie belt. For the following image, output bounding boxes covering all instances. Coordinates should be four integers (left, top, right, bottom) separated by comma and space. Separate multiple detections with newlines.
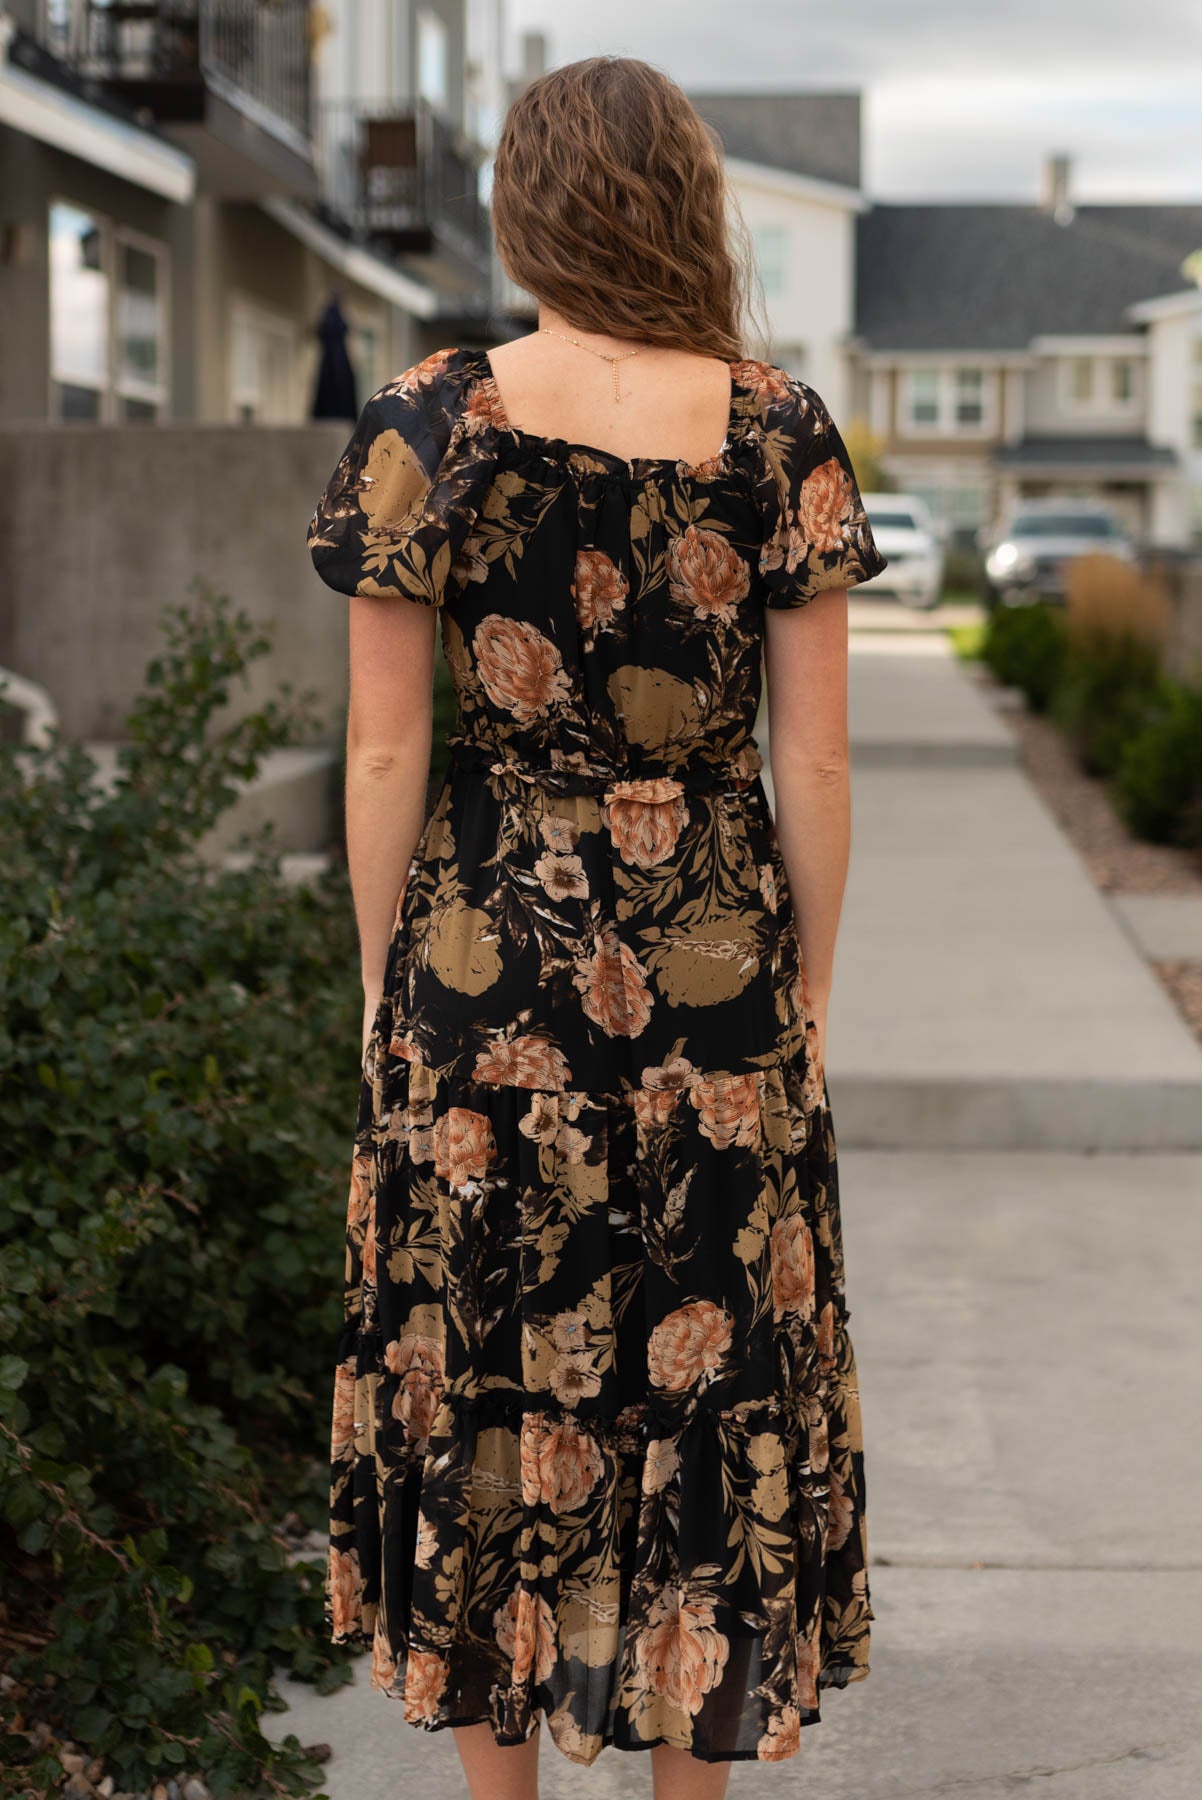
446, 733, 763, 799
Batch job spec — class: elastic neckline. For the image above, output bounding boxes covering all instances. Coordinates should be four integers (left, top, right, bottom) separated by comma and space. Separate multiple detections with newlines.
466, 344, 746, 479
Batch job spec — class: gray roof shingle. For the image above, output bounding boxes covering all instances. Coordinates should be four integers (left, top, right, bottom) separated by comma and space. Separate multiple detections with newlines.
685, 90, 863, 191
855, 204, 1202, 350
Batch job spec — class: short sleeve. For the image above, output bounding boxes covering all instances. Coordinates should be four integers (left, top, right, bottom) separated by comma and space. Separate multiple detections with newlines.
756, 372, 888, 609
306, 349, 496, 607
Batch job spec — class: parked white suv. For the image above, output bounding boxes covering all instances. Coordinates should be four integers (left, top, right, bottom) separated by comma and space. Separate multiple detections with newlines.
979, 500, 1136, 609
856, 493, 946, 609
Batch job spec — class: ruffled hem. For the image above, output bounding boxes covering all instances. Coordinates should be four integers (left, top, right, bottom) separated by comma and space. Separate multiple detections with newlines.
325, 1038, 872, 1764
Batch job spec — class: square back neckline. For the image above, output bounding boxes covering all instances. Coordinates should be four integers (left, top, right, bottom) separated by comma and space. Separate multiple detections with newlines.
471, 345, 742, 478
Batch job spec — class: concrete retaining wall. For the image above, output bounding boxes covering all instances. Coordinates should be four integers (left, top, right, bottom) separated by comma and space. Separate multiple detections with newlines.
0, 421, 358, 742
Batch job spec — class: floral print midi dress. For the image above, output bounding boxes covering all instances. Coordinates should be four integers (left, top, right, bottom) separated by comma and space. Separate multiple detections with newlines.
306, 343, 888, 1766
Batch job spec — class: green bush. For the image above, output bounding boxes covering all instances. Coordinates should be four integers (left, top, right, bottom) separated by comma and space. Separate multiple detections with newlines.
1050, 629, 1163, 777
1114, 678, 1202, 845
980, 603, 1067, 712
0, 587, 363, 1798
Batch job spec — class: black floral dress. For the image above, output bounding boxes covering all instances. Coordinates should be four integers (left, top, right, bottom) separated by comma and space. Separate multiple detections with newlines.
306, 344, 887, 1766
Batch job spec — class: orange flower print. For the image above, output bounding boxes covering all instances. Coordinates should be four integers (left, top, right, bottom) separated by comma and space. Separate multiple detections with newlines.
573, 548, 629, 631
473, 1034, 572, 1090
347, 1149, 371, 1231
796, 1628, 822, 1711
667, 523, 751, 624
385, 1332, 444, 1443
330, 1357, 357, 1462
827, 1465, 853, 1552
495, 1587, 557, 1686
739, 358, 794, 406
519, 1414, 604, 1515
757, 1704, 801, 1760
759, 862, 778, 913
534, 849, 589, 900
689, 1072, 762, 1150
371, 1621, 398, 1691
362, 1202, 377, 1286
647, 1300, 732, 1393
798, 457, 856, 555
770, 1215, 816, 1320
403, 1648, 449, 1723
632, 1587, 730, 1716
433, 1107, 497, 1187
641, 1436, 681, 1495
474, 614, 573, 722
551, 1310, 589, 1353
601, 780, 688, 868
548, 1350, 602, 1406
634, 1056, 697, 1131
539, 812, 580, 852
414, 1513, 439, 1569
573, 924, 653, 1038
327, 1544, 362, 1637
806, 1393, 830, 1474
816, 1299, 837, 1371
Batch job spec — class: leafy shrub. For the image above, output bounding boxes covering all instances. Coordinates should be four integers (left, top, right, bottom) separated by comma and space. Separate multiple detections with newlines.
980, 603, 1067, 712
0, 586, 363, 1798
1114, 678, 1202, 845
1051, 628, 1162, 777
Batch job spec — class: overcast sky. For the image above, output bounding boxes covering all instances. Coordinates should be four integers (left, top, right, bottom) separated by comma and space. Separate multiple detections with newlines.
505, 0, 1202, 202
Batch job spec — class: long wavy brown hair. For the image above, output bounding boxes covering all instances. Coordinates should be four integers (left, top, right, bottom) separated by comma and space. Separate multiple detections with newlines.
489, 57, 765, 362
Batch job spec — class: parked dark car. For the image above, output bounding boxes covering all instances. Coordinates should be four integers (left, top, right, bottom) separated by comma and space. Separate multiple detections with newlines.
978, 500, 1136, 610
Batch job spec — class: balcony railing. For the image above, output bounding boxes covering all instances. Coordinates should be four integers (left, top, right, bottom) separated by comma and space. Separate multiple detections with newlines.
29, 0, 311, 141
316, 98, 491, 268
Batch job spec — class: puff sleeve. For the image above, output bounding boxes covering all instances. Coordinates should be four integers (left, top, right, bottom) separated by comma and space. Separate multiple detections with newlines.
757, 372, 887, 608
306, 353, 496, 606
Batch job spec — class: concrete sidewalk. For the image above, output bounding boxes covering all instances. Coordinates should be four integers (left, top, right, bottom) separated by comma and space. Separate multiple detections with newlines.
779, 632, 1202, 1151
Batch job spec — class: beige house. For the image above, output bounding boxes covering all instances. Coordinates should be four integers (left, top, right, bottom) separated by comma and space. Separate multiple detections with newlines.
849, 158, 1202, 549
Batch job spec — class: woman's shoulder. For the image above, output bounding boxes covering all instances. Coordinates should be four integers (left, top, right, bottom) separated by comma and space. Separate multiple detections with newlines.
734, 358, 835, 431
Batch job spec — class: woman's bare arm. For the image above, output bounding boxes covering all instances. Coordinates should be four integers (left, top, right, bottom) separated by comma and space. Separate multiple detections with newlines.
762, 587, 851, 1070
346, 595, 439, 1048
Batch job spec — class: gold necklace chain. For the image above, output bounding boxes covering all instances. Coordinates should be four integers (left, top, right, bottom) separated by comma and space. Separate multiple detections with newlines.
538, 325, 642, 403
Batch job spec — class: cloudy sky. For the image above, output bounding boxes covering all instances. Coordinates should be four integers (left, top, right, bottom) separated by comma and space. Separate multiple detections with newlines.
505, 0, 1202, 202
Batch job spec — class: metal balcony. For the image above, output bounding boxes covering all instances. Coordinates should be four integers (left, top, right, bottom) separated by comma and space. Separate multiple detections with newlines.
316, 98, 492, 271
22, 0, 315, 190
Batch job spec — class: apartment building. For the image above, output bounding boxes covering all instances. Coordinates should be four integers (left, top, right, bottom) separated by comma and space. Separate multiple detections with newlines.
0, 0, 504, 426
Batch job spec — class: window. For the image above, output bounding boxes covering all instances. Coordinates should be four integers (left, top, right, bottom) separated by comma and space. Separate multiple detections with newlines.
903, 366, 992, 435
232, 298, 298, 423
50, 202, 108, 420
754, 225, 788, 300
115, 233, 168, 419
416, 8, 448, 110
49, 201, 169, 421
1068, 357, 1093, 403
1060, 352, 1139, 415
908, 368, 940, 429
954, 367, 985, 427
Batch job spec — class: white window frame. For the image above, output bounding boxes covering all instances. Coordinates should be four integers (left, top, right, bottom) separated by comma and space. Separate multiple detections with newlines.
114, 224, 171, 418
900, 364, 996, 439
1058, 352, 1140, 418
48, 196, 171, 422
